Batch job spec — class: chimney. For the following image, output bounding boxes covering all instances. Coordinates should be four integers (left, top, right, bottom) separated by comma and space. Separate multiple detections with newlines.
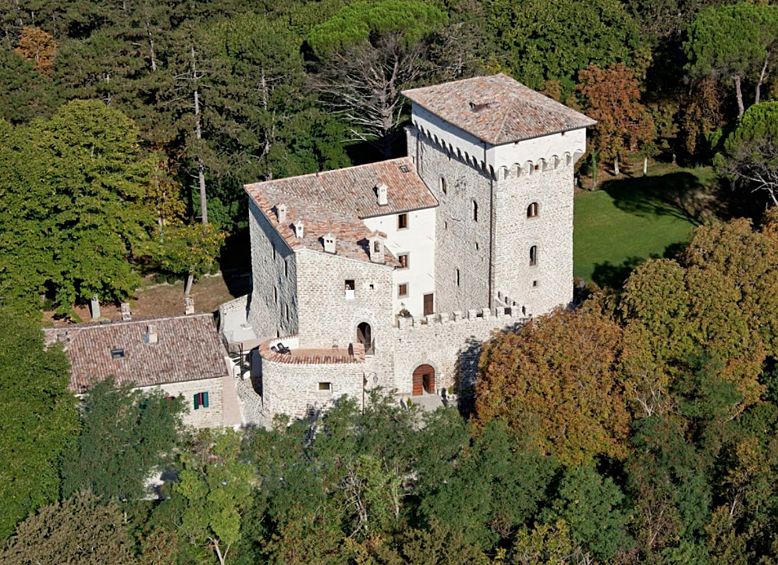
184, 295, 195, 315
145, 324, 158, 344
376, 183, 388, 206
323, 232, 337, 254
368, 233, 385, 263
90, 295, 100, 320
276, 204, 287, 223
293, 221, 304, 239
120, 302, 131, 321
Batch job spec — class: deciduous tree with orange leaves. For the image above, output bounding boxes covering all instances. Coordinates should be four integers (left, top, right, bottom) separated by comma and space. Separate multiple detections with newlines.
14, 27, 57, 76
475, 307, 630, 466
577, 63, 655, 177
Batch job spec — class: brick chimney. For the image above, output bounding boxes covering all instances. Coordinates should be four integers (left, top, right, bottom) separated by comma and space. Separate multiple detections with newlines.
376, 182, 388, 206
323, 232, 337, 254
276, 204, 287, 223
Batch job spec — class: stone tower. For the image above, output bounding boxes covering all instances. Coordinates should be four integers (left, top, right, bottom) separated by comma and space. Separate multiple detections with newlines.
403, 74, 595, 317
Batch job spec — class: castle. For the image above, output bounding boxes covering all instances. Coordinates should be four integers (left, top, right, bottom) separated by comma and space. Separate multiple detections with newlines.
223, 73, 595, 419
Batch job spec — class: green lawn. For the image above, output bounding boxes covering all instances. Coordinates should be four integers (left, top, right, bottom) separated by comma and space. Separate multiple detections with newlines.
573, 165, 718, 288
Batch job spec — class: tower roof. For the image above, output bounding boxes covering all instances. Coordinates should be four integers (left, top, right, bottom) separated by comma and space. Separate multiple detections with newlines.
402, 74, 596, 145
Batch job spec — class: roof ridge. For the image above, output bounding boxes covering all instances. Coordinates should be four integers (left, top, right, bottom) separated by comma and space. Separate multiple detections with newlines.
245, 157, 412, 190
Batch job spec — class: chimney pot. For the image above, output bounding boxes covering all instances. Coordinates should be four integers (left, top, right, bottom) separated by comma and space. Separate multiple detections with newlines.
293, 221, 304, 239
376, 183, 388, 206
276, 204, 287, 223
146, 324, 158, 344
323, 232, 337, 254
184, 295, 195, 315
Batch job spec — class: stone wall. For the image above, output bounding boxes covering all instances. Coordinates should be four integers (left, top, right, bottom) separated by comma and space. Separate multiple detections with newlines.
247, 199, 298, 340
493, 160, 575, 316
137, 376, 225, 428
261, 354, 365, 419
390, 308, 526, 394
408, 126, 493, 314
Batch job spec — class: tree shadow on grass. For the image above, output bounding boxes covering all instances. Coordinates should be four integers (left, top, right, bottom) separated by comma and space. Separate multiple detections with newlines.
600, 171, 724, 226
592, 241, 688, 290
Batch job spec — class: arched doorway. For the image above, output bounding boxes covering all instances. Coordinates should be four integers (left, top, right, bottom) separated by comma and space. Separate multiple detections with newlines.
412, 364, 435, 396
357, 322, 373, 355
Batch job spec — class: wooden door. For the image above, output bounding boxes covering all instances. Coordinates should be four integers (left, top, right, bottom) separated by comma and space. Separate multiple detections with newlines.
412, 364, 434, 396
423, 293, 434, 316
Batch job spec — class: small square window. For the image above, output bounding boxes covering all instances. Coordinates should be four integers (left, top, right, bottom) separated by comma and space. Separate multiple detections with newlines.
399, 164, 409, 173
398, 213, 408, 230
533, 280, 539, 287
111, 349, 125, 359
398, 283, 409, 298
398, 253, 409, 269
319, 382, 332, 391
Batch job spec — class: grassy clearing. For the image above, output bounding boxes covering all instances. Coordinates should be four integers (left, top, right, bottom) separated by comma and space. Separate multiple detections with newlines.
574, 161, 721, 288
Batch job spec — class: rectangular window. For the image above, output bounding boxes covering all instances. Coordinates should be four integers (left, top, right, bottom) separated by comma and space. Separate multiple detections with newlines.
398, 253, 409, 269
111, 349, 125, 359
318, 382, 332, 391
398, 283, 409, 298
345, 279, 355, 300
193, 391, 209, 410
398, 213, 408, 229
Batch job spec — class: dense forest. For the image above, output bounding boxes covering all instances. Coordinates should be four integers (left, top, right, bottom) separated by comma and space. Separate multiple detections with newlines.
3, 0, 778, 563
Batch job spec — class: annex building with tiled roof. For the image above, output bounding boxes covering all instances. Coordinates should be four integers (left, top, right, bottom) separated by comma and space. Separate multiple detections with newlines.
45, 314, 242, 428
227, 73, 595, 420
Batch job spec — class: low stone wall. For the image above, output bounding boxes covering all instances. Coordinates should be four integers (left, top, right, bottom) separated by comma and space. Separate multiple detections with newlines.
261, 350, 365, 420
138, 376, 225, 428
391, 307, 527, 394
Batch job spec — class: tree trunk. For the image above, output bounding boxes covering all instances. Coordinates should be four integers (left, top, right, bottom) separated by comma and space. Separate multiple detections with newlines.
643, 156, 648, 177
734, 74, 745, 118
756, 57, 769, 105
614, 155, 619, 176
146, 22, 157, 72
191, 47, 208, 225
591, 153, 598, 190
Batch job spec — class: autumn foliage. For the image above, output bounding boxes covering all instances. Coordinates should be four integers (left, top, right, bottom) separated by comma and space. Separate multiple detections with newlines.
476, 307, 630, 466
14, 27, 57, 75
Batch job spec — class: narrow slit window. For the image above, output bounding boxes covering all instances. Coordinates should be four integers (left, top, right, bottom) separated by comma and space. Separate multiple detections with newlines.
472, 200, 478, 221
456, 268, 460, 286
527, 202, 539, 218
529, 246, 538, 266
440, 177, 447, 194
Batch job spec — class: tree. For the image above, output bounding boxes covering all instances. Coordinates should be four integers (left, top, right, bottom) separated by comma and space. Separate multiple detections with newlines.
475, 307, 630, 465
541, 465, 633, 561
685, 3, 778, 118
0, 49, 59, 124
60, 378, 185, 502
484, 0, 642, 93
173, 429, 254, 565
0, 100, 158, 314
0, 310, 79, 539
715, 101, 778, 207
307, 1, 446, 158
0, 491, 138, 565
14, 26, 57, 75
577, 63, 655, 176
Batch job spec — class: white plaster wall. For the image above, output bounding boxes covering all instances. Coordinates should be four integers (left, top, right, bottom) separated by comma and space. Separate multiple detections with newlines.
490, 128, 587, 171
247, 200, 298, 340
363, 207, 436, 317
137, 377, 225, 428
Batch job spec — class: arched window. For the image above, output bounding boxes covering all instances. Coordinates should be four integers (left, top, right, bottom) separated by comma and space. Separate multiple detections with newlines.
440, 177, 447, 194
529, 246, 538, 266
527, 202, 539, 218
472, 200, 478, 221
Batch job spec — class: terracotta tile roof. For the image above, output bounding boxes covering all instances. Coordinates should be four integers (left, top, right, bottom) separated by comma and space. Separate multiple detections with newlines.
43, 314, 229, 393
244, 157, 436, 265
402, 73, 596, 145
